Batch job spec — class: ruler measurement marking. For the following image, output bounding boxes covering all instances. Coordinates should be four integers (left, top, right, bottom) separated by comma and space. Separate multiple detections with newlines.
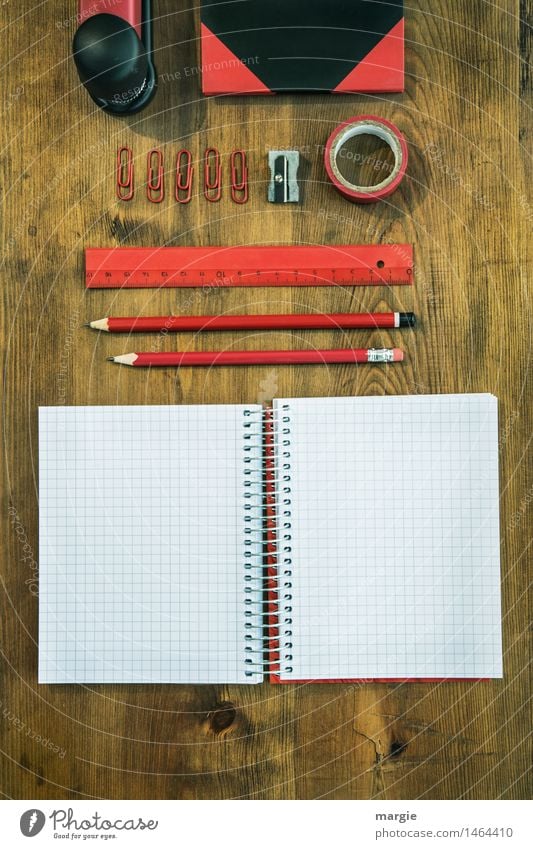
85, 246, 414, 288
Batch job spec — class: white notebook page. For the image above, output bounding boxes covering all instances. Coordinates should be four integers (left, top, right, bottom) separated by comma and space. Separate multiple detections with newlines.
273, 394, 502, 680
39, 405, 263, 684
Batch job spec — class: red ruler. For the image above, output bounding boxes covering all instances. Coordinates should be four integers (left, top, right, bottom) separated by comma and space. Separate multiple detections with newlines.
85, 245, 414, 288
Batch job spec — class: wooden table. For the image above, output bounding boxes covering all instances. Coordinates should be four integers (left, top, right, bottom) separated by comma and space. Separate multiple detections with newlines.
1, 1, 530, 800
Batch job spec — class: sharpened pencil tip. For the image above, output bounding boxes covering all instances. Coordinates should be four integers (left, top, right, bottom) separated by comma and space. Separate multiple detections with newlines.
106, 357, 115, 362
110, 353, 137, 365
88, 318, 109, 331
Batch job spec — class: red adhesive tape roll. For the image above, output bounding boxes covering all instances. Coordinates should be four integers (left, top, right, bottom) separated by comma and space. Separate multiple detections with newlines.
324, 115, 408, 203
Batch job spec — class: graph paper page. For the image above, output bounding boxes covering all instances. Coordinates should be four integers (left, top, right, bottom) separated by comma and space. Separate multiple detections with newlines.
273, 394, 502, 681
39, 405, 263, 684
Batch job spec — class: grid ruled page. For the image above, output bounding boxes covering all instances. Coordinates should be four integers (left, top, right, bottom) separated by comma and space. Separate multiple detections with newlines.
39, 405, 263, 684
273, 394, 502, 681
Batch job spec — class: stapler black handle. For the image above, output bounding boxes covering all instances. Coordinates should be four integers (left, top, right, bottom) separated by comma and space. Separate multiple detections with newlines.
73, 1, 156, 114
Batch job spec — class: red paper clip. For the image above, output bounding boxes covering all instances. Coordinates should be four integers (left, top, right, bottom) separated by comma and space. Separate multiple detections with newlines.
116, 146, 134, 201
175, 149, 193, 204
230, 149, 248, 204
204, 147, 222, 201
147, 149, 164, 203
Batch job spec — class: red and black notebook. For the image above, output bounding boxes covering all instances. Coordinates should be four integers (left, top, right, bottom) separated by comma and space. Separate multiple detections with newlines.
38, 395, 502, 685
200, 0, 405, 95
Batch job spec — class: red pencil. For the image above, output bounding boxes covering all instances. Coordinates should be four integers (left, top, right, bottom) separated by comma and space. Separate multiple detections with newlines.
89, 312, 416, 333
108, 349, 404, 367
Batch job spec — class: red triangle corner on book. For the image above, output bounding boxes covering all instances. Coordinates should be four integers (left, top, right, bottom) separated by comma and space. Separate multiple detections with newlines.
334, 18, 405, 93
200, 23, 273, 95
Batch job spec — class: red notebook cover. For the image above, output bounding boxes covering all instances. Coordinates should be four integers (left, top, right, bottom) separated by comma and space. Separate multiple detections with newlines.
200, 0, 405, 96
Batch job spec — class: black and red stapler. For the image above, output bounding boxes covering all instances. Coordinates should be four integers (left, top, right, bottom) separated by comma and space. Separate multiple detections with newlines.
73, 1, 156, 114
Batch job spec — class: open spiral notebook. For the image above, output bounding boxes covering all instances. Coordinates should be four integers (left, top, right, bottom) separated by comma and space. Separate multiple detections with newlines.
38, 394, 502, 684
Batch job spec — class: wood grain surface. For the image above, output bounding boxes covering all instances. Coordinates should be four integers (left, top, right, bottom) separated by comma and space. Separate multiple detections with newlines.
1, 1, 531, 800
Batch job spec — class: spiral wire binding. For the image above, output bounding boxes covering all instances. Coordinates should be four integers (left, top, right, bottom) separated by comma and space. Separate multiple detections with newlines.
242, 405, 293, 677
